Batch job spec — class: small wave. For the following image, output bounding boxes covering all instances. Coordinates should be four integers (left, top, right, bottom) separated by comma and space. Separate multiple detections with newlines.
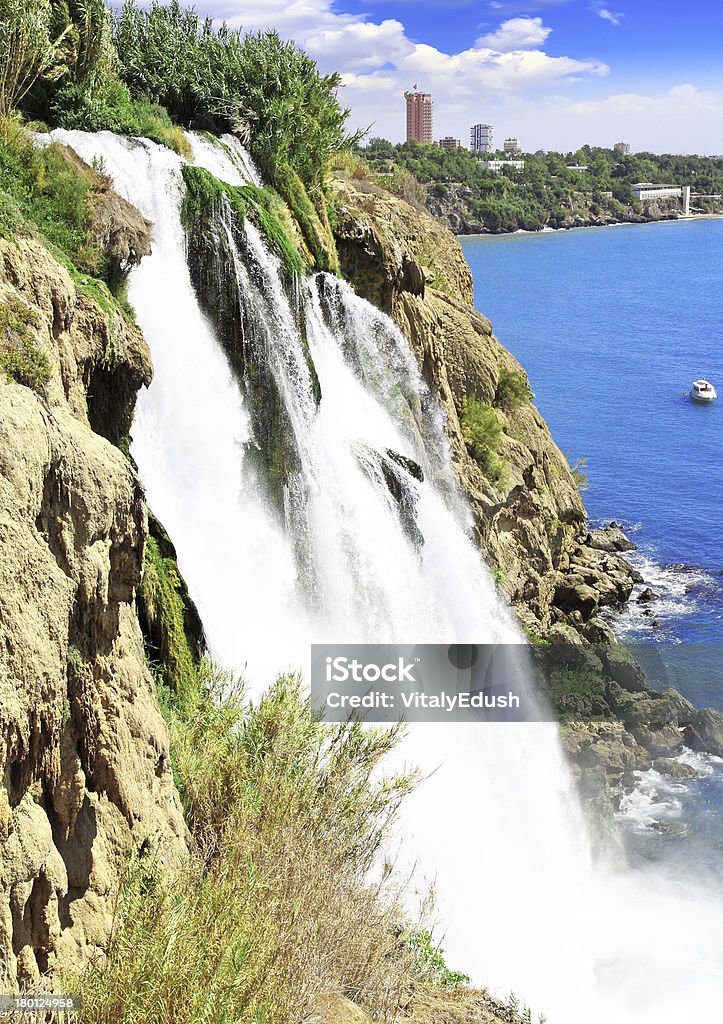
590, 520, 721, 642
616, 767, 688, 834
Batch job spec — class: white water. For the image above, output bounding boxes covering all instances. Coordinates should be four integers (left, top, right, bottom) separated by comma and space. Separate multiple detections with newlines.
50, 129, 723, 1021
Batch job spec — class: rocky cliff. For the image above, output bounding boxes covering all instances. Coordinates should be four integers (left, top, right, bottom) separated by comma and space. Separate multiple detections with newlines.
425, 183, 696, 235
330, 174, 637, 640
0, 231, 186, 986
329, 174, 723, 831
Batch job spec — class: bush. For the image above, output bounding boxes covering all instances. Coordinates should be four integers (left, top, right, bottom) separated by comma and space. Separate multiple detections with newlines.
0, 119, 101, 268
568, 454, 590, 492
495, 366, 532, 410
375, 165, 426, 207
0, 297, 51, 390
403, 928, 471, 989
113, 3, 360, 187
73, 664, 421, 1023
461, 395, 505, 484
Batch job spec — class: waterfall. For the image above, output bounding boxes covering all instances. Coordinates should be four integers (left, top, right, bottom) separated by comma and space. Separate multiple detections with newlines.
49, 129, 723, 1022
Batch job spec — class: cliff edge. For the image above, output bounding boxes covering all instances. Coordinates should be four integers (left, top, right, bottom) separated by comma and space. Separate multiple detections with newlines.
330, 174, 636, 640
0, 233, 186, 986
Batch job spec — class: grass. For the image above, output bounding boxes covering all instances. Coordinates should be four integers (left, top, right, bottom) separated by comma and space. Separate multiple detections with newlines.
460, 395, 505, 485
0, 297, 51, 390
71, 663, 427, 1023
0, 116, 101, 269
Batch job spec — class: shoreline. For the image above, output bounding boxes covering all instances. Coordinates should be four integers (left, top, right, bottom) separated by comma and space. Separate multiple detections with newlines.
456, 211, 723, 240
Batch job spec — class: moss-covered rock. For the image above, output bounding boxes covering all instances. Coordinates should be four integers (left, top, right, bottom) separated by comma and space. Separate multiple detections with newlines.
137, 514, 206, 691
181, 164, 319, 507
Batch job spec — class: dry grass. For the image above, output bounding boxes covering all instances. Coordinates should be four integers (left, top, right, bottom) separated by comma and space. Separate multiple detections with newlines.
72, 665, 423, 1024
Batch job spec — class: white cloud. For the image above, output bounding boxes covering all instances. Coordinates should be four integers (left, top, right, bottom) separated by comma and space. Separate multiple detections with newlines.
176, 2, 718, 152
476, 16, 552, 51
595, 7, 623, 25
304, 19, 412, 72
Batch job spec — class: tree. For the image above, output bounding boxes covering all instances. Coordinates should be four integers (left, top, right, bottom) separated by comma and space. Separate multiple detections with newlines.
0, 0, 67, 117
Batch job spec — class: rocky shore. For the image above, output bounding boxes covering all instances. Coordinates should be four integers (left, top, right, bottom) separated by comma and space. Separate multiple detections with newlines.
329, 173, 723, 835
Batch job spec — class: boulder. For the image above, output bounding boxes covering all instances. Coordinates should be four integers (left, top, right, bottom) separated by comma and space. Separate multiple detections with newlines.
585, 522, 637, 553
684, 709, 723, 757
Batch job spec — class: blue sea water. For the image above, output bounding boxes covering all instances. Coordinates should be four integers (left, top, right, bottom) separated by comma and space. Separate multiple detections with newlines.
461, 220, 722, 647
461, 220, 723, 862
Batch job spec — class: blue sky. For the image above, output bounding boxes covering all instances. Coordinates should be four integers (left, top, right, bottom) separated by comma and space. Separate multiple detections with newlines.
195, 1, 723, 152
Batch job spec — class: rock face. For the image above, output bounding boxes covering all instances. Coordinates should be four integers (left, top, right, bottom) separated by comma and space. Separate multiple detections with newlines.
330, 175, 636, 637
0, 236, 186, 986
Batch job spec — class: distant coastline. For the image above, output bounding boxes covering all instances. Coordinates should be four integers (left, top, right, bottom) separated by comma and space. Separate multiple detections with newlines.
456, 210, 723, 238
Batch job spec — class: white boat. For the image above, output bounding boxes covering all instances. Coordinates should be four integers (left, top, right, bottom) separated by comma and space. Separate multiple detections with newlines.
690, 378, 717, 402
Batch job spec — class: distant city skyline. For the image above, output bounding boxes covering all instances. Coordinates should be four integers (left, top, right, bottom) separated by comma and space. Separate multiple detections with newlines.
177, 1, 722, 154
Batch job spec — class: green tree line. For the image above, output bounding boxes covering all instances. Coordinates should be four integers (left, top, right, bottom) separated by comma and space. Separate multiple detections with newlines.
361, 138, 723, 232
0, 0, 359, 188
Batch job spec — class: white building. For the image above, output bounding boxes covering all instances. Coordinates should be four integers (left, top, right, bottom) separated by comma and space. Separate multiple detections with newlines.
438, 136, 461, 150
632, 183, 690, 214
483, 159, 525, 173
504, 137, 521, 155
470, 123, 494, 154
614, 142, 631, 156
566, 164, 588, 173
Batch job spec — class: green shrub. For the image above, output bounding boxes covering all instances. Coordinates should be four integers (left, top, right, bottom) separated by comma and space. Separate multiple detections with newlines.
73, 665, 421, 1023
403, 928, 471, 989
495, 366, 532, 410
460, 395, 505, 484
568, 454, 590, 492
373, 165, 426, 207
0, 296, 51, 390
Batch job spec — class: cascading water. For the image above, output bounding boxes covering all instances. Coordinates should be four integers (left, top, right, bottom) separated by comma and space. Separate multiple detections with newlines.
50, 128, 723, 1021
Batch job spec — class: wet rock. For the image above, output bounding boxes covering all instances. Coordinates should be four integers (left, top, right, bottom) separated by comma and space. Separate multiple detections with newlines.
684, 709, 723, 757
637, 587, 658, 603
585, 522, 637, 553
653, 758, 700, 780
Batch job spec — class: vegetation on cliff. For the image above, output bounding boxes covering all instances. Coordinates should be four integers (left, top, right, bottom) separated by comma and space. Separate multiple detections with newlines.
1, 0, 358, 189
360, 138, 723, 233
72, 663, 465, 1023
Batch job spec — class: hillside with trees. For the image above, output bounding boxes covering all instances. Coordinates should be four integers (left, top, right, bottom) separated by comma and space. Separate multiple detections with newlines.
359, 138, 723, 233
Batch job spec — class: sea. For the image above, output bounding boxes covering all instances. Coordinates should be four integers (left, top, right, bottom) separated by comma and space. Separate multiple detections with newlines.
461, 219, 723, 868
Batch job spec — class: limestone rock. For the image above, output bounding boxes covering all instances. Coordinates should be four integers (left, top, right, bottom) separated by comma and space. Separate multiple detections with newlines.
684, 709, 723, 757
584, 522, 637, 552
0, 236, 185, 986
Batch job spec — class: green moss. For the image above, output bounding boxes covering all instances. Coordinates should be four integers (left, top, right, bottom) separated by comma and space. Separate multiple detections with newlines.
274, 162, 339, 274
138, 518, 205, 692
460, 395, 505, 485
0, 298, 51, 391
238, 183, 305, 276
182, 165, 307, 278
